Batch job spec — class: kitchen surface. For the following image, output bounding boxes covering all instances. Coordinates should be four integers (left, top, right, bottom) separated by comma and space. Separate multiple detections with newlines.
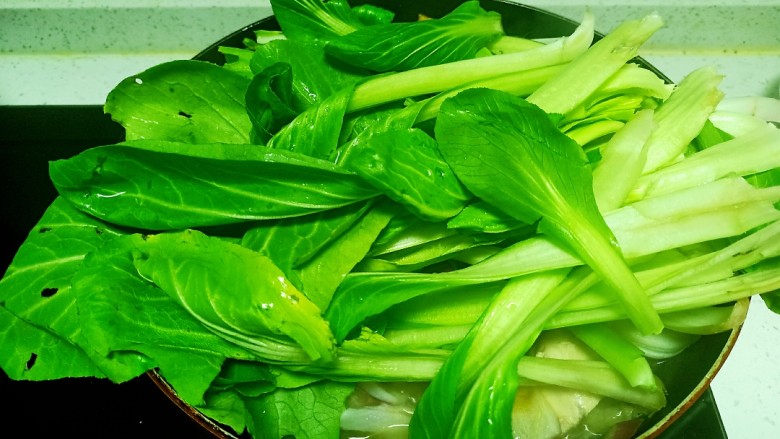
1, 1, 779, 438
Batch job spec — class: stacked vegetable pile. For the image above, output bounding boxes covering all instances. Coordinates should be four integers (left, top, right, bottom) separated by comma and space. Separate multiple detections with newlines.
2, 0, 779, 438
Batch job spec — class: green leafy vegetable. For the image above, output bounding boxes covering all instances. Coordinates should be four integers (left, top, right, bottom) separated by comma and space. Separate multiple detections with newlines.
325, 1, 503, 72
132, 229, 336, 363
49, 141, 379, 229
0, 198, 127, 381
105, 60, 253, 144
526, 13, 664, 115
245, 62, 298, 144
241, 201, 372, 276
245, 379, 355, 439
267, 84, 356, 159
345, 11, 595, 113
3, 2, 780, 438
295, 201, 395, 309
339, 127, 471, 221
250, 38, 366, 111
270, 0, 365, 43
435, 87, 662, 335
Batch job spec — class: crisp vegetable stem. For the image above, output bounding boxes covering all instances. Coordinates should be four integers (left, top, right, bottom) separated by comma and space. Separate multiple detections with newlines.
629, 123, 780, 201
517, 356, 666, 410
641, 66, 725, 173
527, 12, 664, 115
345, 12, 595, 112
569, 323, 657, 389
592, 109, 655, 211
562, 215, 664, 335
547, 263, 780, 328
412, 64, 565, 123
548, 267, 780, 329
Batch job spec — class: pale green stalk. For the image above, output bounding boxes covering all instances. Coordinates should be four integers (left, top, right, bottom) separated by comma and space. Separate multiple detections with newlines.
517, 356, 666, 410
549, 219, 780, 328
456, 177, 780, 281
383, 324, 471, 349
569, 323, 657, 388
548, 269, 780, 330
560, 212, 663, 334
610, 181, 780, 259
565, 119, 625, 145
628, 123, 780, 201
527, 12, 664, 115
717, 96, 780, 124
290, 351, 447, 381
709, 110, 774, 137
412, 64, 565, 123
456, 269, 573, 388
589, 62, 674, 102
592, 109, 655, 211
606, 322, 700, 359
661, 299, 750, 335
346, 12, 595, 112
569, 217, 780, 314
641, 66, 725, 173
487, 35, 545, 54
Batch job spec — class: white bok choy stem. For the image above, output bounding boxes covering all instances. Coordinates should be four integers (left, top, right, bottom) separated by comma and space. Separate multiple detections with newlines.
628, 123, 780, 201
527, 12, 664, 115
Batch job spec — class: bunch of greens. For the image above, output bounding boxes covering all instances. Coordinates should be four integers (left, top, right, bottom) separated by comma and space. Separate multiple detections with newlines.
2, 0, 780, 438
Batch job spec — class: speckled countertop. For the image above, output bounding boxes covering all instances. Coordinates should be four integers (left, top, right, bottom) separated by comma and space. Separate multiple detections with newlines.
1, 1, 779, 438
2, 0, 779, 104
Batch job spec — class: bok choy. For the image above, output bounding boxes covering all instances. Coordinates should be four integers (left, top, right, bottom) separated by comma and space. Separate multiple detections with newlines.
2, 1, 780, 438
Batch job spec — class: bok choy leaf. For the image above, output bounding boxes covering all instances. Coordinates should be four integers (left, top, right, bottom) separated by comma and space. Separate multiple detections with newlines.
435, 88, 663, 334
49, 141, 379, 230
105, 60, 252, 144
132, 229, 336, 363
325, 1, 504, 72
